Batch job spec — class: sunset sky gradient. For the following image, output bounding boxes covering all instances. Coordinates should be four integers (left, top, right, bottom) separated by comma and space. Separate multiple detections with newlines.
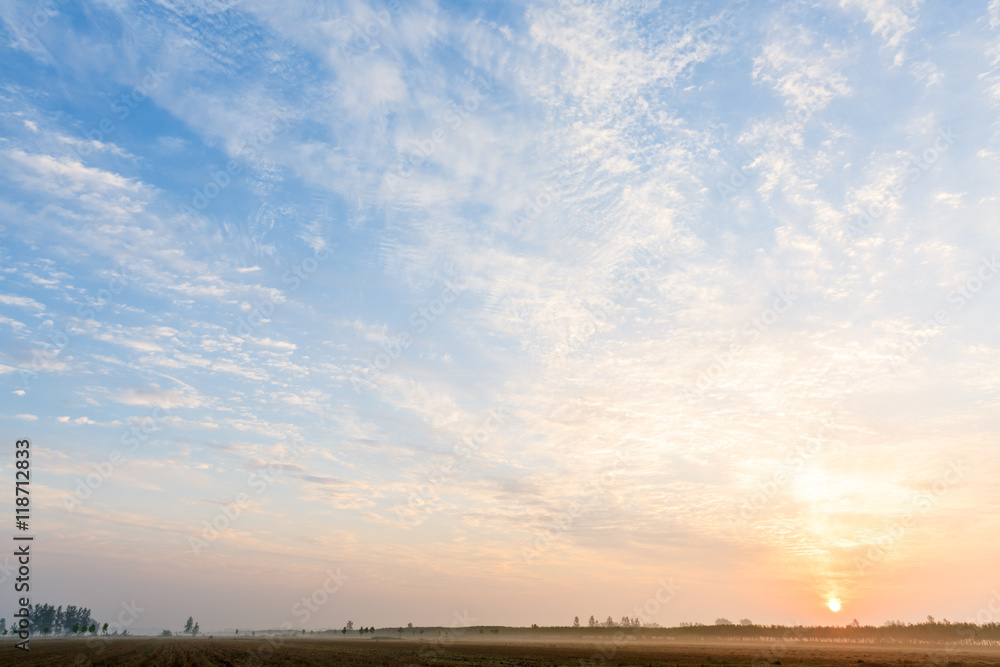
1, 0, 999, 632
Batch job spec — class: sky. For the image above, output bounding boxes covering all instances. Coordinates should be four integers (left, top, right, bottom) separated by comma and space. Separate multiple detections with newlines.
1, 0, 999, 634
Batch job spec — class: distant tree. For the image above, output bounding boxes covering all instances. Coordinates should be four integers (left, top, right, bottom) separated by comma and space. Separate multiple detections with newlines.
0, 619, 5, 635
588, 615, 597, 628
605, 616, 615, 628
193, 622, 200, 636
103, 622, 109, 635
73, 623, 80, 634
398, 627, 403, 633
927, 616, 936, 624
740, 619, 753, 626
341, 627, 347, 635
346, 620, 354, 631
184, 617, 194, 635
621, 616, 629, 628
89, 623, 96, 634
161, 630, 172, 636
715, 618, 732, 625
407, 622, 413, 628
852, 619, 860, 628
573, 616, 580, 629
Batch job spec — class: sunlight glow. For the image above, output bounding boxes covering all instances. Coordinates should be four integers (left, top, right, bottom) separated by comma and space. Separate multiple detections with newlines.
828, 599, 841, 612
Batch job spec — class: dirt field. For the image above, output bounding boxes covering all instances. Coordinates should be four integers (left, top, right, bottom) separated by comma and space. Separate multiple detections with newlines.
4, 636, 1000, 666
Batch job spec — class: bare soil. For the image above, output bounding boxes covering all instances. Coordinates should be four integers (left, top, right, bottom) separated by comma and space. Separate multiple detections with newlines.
4, 636, 999, 666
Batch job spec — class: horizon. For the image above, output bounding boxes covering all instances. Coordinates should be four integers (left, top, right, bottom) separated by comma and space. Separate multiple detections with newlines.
2, 0, 1000, 639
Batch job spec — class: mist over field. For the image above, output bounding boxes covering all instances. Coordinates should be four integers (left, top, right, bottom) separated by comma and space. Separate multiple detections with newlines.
1, 0, 999, 647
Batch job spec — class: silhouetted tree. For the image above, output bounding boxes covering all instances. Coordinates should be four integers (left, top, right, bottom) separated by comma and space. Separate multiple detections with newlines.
588, 615, 597, 628
573, 616, 580, 628
184, 617, 194, 635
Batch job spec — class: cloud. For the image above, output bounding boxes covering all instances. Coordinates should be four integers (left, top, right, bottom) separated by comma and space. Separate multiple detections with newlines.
0, 294, 45, 311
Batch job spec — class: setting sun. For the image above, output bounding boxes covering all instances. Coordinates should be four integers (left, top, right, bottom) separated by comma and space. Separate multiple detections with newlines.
828, 599, 842, 612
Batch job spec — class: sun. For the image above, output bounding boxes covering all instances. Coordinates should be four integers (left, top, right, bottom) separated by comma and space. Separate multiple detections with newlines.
827, 598, 841, 612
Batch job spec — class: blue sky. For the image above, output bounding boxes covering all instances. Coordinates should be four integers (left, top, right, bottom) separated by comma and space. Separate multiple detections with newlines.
2, 0, 1000, 633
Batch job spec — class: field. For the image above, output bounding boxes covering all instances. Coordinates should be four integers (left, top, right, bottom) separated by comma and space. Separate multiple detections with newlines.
4, 636, 1000, 667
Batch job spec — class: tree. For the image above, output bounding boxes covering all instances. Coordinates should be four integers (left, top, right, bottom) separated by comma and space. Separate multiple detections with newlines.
927, 616, 936, 624
588, 615, 597, 628
621, 616, 629, 628
346, 620, 354, 631
341, 627, 347, 634
573, 616, 580, 628
715, 618, 733, 625
0, 619, 5, 635
193, 622, 200, 636
161, 630, 172, 636
740, 618, 753, 626
605, 616, 614, 628
103, 622, 109, 635
89, 623, 96, 634
407, 622, 413, 628
73, 623, 80, 634
184, 617, 194, 635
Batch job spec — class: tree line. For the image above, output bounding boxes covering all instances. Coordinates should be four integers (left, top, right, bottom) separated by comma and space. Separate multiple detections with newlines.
1, 604, 105, 636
